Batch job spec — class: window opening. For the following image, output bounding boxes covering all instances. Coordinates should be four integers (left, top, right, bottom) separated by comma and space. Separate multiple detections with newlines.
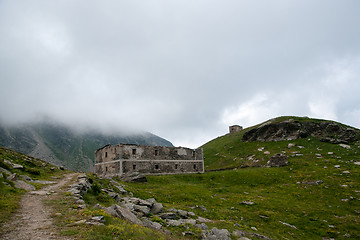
105, 152, 108, 158
132, 164, 136, 170
105, 166, 108, 172
175, 164, 178, 169
154, 149, 159, 156
155, 164, 159, 170
132, 149, 136, 155
193, 164, 197, 170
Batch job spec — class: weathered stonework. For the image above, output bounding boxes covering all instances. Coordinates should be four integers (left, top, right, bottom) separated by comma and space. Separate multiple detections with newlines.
94, 144, 204, 177
229, 125, 243, 134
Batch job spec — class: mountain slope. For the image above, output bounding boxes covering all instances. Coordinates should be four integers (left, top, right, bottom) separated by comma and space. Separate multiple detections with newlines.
202, 116, 360, 170
0, 122, 173, 172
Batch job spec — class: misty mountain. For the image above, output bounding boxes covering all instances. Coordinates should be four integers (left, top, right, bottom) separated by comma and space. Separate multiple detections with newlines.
0, 122, 173, 172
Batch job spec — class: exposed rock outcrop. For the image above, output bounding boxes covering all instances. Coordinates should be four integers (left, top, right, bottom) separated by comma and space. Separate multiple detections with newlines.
242, 119, 359, 143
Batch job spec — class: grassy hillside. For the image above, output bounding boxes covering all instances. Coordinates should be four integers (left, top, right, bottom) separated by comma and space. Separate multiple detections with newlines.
0, 147, 69, 225
202, 116, 360, 170
119, 117, 360, 239
122, 137, 360, 239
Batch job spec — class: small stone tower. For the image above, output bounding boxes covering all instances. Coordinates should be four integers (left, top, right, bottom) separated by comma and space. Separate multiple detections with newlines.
229, 125, 243, 134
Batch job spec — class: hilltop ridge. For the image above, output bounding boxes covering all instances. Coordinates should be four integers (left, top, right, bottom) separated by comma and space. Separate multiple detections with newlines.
242, 116, 359, 143
202, 116, 360, 170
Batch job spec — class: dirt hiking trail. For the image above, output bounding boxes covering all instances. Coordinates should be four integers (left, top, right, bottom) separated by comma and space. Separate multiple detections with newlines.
1, 173, 78, 240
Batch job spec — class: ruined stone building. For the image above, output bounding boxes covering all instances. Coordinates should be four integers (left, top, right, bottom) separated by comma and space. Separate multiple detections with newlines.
94, 144, 204, 177
229, 125, 243, 134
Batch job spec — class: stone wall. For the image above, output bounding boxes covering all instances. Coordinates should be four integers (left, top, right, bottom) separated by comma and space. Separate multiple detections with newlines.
229, 125, 243, 134
95, 144, 204, 177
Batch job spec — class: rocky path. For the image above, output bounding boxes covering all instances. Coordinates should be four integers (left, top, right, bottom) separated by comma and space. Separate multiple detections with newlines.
1, 173, 78, 240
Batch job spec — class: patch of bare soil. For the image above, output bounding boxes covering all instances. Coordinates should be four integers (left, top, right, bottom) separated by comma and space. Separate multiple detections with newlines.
1, 173, 78, 240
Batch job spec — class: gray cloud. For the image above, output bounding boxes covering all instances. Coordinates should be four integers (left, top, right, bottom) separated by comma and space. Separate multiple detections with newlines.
1, 0, 360, 147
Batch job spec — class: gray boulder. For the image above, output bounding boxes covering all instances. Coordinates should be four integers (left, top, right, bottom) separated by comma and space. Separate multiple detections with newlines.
4, 159, 24, 170
267, 154, 288, 167
7, 173, 18, 181
195, 223, 208, 230
150, 202, 163, 214
204, 227, 231, 240
20, 175, 33, 182
167, 219, 182, 226
133, 205, 150, 216
142, 218, 162, 230
159, 212, 177, 220
14, 180, 35, 191
104, 205, 142, 225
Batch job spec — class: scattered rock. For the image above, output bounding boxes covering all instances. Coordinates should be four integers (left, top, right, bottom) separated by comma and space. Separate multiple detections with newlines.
197, 216, 213, 223
7, 173, 18, 181
267, 154, 288, 167
14, 180, 35, 191
93, 203, 103, 209
264, 151, 271, 155
166, 219, 182, 226
177, 209, 188, 218
279, 220, 297, 229
195, 223, 209, 230
91, 216, 105, 223
188, 211, 195, 216
232, 230, 246, 237
342, 171, 350, 174
133, 205, 150, 216
75, 219, 86, 224
104, 204, 142, 225
0, 167, 11, 175
354, 162, 360, 166
334, 165, 341, 168
203, 227, 231, 240
3, 159, 23, 170
121, 173, 147, 182
180, 218, 196, 225
339, 144, 351, 149
288, 143, 296, 148
240, 201, 255, 205
300, 180, 323, 185
142, 218, 162, 230
20, 175, 33, 182
159, 212, 177, 220
150, 202, 163, 214
328, 152, 334, 155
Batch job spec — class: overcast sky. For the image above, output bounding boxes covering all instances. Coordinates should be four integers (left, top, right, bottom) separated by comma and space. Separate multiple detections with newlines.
1, 0, 360, 148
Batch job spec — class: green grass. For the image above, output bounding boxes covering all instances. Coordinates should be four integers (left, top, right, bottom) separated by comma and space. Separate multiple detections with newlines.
122, 137, 360, 239
49, 178, 178, 240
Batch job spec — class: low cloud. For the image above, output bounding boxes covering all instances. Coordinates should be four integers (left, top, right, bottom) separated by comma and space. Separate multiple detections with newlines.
1, 0, 360, 148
